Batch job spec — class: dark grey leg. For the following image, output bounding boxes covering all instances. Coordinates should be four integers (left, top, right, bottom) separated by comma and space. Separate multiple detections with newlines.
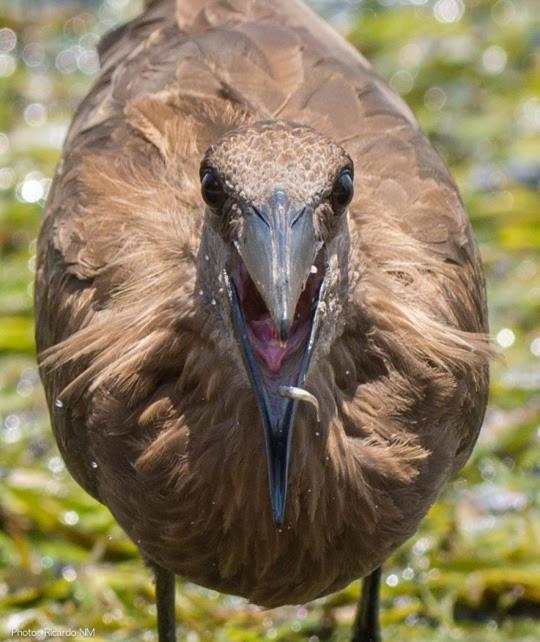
153, 564, 176, 642
351, 567, 382, 642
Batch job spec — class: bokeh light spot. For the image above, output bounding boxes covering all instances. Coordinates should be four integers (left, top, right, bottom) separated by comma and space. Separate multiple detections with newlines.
0, 53, 16, 77
496, 328, 515, 348
482, 45, 507, 75
0, 28, 16, 53
433, 0, 464, 24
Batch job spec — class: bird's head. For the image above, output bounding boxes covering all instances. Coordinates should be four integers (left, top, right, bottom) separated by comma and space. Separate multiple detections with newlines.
197, 121, 353, 525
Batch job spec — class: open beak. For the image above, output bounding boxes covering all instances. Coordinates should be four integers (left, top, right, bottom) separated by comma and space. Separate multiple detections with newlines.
224, 189, 325, 525
235, 190, 321, 342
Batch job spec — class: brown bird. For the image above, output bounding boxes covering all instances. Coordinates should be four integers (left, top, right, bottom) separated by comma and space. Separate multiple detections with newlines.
35, 1, 491, 640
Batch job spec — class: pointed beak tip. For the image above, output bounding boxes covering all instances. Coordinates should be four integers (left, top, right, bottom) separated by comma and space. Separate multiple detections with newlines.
273, 508, 285, 528
278, 319, 290, 346
271, 486, 287, 527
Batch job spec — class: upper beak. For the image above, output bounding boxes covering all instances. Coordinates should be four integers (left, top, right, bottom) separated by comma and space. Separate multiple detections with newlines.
234, 189, 322, 343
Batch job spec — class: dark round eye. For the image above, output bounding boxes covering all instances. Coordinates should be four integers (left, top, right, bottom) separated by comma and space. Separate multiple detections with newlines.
331, 170, 354, 212
201, 170, 225, 210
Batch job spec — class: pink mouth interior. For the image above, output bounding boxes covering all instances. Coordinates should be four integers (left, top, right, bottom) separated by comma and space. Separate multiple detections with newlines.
232, 255, 324, 378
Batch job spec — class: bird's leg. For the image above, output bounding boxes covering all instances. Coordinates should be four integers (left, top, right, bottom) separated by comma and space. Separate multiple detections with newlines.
153, 564, 176, 642
351, 567, 382, 642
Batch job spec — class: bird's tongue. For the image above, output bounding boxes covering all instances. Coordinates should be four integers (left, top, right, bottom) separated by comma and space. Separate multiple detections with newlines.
232, 254, 322, 376
248, 317, 288, 372
245, 298, 313, 374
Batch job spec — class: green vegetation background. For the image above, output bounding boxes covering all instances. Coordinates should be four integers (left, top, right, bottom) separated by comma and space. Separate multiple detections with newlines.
0, 0, 539, 640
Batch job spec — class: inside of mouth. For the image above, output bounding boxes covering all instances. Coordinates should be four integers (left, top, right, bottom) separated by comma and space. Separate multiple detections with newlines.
231, 250, 325, 394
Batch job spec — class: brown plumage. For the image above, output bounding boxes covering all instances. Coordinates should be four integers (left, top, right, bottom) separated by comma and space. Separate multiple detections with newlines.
35, 0, 491, 639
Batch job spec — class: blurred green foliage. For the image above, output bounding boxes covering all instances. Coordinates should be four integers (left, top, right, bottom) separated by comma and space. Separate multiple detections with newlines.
0, 0, 539, 640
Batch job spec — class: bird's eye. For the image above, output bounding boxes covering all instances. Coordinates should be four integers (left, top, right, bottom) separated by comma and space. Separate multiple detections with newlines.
201, 170, 225, 210
331, 170, 354, 212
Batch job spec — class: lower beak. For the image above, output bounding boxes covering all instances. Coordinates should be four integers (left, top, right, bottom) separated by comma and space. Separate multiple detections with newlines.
227, 189, 324, 525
